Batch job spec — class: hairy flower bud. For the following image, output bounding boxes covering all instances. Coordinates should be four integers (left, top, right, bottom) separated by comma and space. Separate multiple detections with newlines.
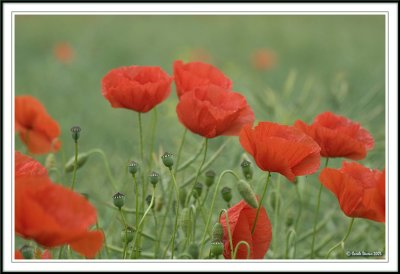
221, 186, 232, 203
20, 245, 34, 259
192, 182, 203, 199
210, 241, 224, 257
64, 152, 90, 173
237, 179, 258, 208
205, 170, 216, 187
211, 222, 224, 242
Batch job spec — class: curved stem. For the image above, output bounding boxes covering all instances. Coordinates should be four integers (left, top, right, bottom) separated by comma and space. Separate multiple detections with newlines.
169, 168, 180, 259
233, 241, 251, 259
285, 228, 297, 259
326, 218, 355, 259
221, 209, 234, 259
70, 141, 78, 190
185, 138, 208, 207
311, 157, 329, 259
251, 172, 271, 234
174, 128, 187, 175
198, 170, 241, 256
88, 149, 117, 191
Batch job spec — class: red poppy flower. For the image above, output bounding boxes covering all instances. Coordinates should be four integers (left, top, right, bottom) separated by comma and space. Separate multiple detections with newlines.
54, 42, 74, 64
176, 85, 254, 138
320, 162, 385, 223
15, 95, 61, 155
173, 60, 232, 98
15, 248, 52, 259
101, 66, 173, 113
251, 48, 277, 70
220, 200, 272, 259
240, 121, 321, 181
294, 112, 374, 160
15, 152, 104, 258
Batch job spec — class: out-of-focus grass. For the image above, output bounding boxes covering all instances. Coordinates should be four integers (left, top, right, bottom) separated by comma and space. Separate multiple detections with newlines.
15, 15, 385, 259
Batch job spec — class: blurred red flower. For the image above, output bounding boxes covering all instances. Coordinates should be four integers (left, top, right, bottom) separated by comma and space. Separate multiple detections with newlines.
176, 85, 254, 138
15, 152, 104, 258
240, 121, 321, 181
15, 95, 61, 155
320, 162, 385, 223
251, 48, 277, 70
15, 248, 52, 259
220, 200, 272, 259
294, 112, 374, 160
102, 66, 173, 113
54, 42, 74, 64
173, 60, 232, 98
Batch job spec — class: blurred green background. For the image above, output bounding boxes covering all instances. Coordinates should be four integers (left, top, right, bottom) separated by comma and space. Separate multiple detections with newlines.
15, 15, 385, 259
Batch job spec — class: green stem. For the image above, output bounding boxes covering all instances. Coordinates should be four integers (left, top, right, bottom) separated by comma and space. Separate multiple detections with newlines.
58, 246, 64, 259
272, 175, 281, 257
174, 128, 187, 175
157, 184, 174, 257
176, 137, 203, 172
88, 149, 118, 191
233, 241, 251, 259
294, 177, 304, 230
148, 108, 158, 168
198, 170, 240, 256
119, 208, 128, 259
169, 168, 180, 259
326, 218, 355, 259
152, 209, 158, 259
251, 172, 271, 234
221, 209, 234, 259
132, 174, 139, 259
137, 112, 144, 164
201, 187, 210, 208
185, 138, 208, 207
285, 229, 297, 259
310, 157, 329, 259
70, 141, 78, 190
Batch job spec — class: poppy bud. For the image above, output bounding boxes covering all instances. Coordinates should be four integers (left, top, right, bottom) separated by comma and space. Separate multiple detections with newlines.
188, 243, 199, 259
121, 226, 134, 243
210, 241, 224, 257
237, 179, 258, 208
128, 160, 139, 175
221, 186, 232, 203
113, 192, 125, 209
211, 222, 224, 242
179, 188, 187, 208
70, 126, 81, 142
44, 153, 56, 170
205, 170, 216, 187
192, 182, 203, 199
149, 171, 160, 187
146, 194, 155, 209
155, 195, 164, 212
286, 213, 294, 227
161, 152, 174, 169
179, 207, 192, 237
241, 159, 253, 180
64, 152, 90, 173
20, 245, 34, 259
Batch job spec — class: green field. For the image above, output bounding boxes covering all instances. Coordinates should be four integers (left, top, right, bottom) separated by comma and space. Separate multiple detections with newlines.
15, 15, 385, 259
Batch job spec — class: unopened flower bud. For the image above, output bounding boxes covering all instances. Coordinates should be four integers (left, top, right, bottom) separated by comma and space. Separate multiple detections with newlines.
70, 126, 81, 142
155, 196, 164, 212
161, 152, 174, 169
188, 243, 199, 259
221, 187, 232, 203
179, 207, 192, 237
205, 170, 216, 187
121, 226, 134, 243
113, 192, 125, 209
128, 161, 139, 175
192, 182, 203, 199
20, 245, 34, 259
237, 179, 258, 208
64, 152, 90, 173
286, 213, 294, 227
146, 194, 154, 209
212, 223, 224, 242
149, 171, 160, 187
241, 159, 253, 180
44, 153, 57, 170
179, 188, 187, 208
210, 241, 224, 257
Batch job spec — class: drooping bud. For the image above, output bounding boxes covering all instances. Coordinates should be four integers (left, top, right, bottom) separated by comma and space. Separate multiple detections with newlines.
121, 226, 134, 243
44, 153, 57, 170
205, 170, 216, 187
70, 126, 81, 142
161, 152, 174, 169
188, 243, 199, 259
221, 187, 232, 203
128, 160, 139, 175
112, 192, 125, 209
237, 179, 258, 208
241, 159, 253, 180
146, 194, 154, 209
179, 188, 187, 208
149, 171, 160, 187
64, 152, 90, 173
179, 207, 192, 237
286, 213, 294, 228
211, 222, 224, 242
155, 195, 164, 212
210, 241, 224, 257
20, 245, 34, 259
192, 182, 203, 199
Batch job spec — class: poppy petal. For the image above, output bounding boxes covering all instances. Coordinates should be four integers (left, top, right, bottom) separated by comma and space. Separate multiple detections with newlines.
69, 230, 104, 258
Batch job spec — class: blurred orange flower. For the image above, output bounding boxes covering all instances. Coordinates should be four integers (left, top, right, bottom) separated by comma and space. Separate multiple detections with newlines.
251, 48, 277, 70
54, 42, 74, 64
